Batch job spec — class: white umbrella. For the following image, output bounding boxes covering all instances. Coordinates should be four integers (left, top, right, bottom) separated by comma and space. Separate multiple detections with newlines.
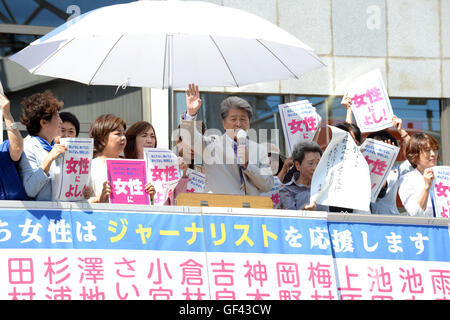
9, 0, 324, 88
8, 0, 325, 135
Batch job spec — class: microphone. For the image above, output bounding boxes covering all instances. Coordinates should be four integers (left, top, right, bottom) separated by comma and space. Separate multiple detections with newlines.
236, 129, 247, 165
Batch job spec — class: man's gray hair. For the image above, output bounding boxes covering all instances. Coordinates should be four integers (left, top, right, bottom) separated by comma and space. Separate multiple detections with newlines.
220, 96, 253, 120
292, 141, 323, 164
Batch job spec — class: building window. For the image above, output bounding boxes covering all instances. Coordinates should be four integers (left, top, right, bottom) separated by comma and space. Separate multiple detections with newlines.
0, 1, 134, 57
175, 91, 442, 165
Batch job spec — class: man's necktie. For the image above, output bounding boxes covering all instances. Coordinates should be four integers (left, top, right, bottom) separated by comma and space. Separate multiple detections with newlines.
233, 142, 245, 188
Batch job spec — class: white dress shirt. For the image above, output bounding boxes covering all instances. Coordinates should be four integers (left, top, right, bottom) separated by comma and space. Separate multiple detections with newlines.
88, 157, 108, 202
371, 160, 413, 215
398, 168, 434, 217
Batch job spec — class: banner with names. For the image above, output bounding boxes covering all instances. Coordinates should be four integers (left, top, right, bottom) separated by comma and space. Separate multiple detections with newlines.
106, 159, 150, 205
360, 138, 400, 202
310, 126, 371, 212
432, 166, 450, 218
53, 138, 93, 202
0, 207, 448, 300
346, 69, 394, 133
278, 100, 321, 156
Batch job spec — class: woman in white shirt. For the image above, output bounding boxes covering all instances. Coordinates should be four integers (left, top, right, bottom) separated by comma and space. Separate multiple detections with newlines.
398, 132, 440, 217
124, 121, 157, 203
88, 114, 127, 203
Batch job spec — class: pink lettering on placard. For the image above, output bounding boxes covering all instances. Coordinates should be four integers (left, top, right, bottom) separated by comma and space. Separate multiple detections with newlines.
308, 262, 335, 300
352, 93, 367, 109
288, 117, 317, 135
440, 207, 449, 218
65, 184, 85, 198
399, 267, 424, 299
338, 265, 362, 300
147, 258, 172, 285
364, 156, 388, 176
44, 256, 71, 285
151, 165, 179, 182
365, 87, 384, 104
429, 269, 450, 299
180, 259, 204, 286
244, 260, 268, 287
114, 257, 140, 300
435, 182, 449, 198
288, 119, 305, 134
65, 157, 89, 175
368, 266, 393, 300
78, 257, 104, 284
8, 258, 35, 300
210, 259, 236, 300
276, 262, 300, 288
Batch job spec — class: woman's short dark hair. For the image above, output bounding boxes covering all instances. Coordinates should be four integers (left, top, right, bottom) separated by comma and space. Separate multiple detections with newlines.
20, 90, 63, 136
124, 121, 157, 159
336, 122, 362, 145
282, 141, 322, 183
89, 114, 126, 157
367, 130, 398, 147
405, 132, 440, 168
59, 112, 80, 137
291, 141, 323, 164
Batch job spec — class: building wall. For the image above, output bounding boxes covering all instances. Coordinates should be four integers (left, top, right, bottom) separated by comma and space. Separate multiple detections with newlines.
0, 0, 447, 161
150, 0, 450, 160
171, 0, 449, 98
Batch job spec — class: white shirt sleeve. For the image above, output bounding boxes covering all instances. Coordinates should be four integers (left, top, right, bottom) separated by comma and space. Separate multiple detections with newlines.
398, 170, 428, 216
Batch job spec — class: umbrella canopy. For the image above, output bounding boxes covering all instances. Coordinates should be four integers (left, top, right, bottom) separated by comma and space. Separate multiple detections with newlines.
9, 0, 325, 89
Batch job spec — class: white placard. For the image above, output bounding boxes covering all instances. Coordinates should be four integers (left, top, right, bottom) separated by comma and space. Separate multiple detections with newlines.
53, 138, 93, 201
310, 126, 371, 212
143, 148, 182, 206
279, 100, 321, 156
431, 166, 450, 218
185, 168, 206, 193
346, 69, 394, 133
360, 138, 400, 202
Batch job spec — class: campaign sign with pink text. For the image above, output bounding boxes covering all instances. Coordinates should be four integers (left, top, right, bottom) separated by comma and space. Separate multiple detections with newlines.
144, 148, 181, 206
106, 159, 149, 205
279, 100, 321, 156
431, 166, 450, 218
53, 138, 93, 201
360, 138, 400, 203
347, 69, 394, 133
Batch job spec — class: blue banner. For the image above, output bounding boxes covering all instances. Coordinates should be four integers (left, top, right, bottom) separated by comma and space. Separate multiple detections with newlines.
0, 208, 448, 263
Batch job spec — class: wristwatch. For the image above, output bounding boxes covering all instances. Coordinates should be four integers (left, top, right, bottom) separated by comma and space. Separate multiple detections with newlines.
6, 122, 18, 131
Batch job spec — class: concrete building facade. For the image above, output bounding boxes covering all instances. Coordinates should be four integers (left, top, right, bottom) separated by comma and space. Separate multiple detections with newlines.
1, 0, 448, 162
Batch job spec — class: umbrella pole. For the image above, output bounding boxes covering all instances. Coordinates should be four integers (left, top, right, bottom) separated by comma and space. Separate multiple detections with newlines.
168, 34, 175, 150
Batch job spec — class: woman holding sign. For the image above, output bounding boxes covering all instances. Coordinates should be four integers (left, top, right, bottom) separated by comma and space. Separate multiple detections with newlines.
88, 114, 127, 203
398, 132, 440, 217
124, 121, 158, 203
18, 91, 68, 201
